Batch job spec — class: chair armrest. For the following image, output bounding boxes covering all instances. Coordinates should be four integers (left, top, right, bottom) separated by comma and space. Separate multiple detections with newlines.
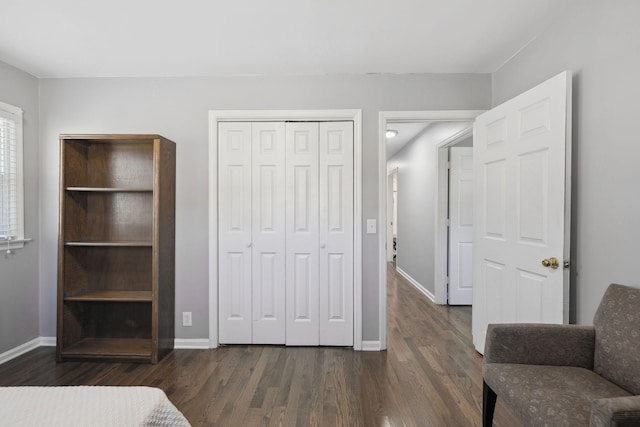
484, 323, 595, 368
591, 395, 640, 427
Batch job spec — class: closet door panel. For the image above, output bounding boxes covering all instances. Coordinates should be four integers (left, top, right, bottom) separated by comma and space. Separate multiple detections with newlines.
219, 120, 354, 347
252, 123, 286, 344
218, 122, 253, 344
319, 122, 354, 346
285, 122, 320, 345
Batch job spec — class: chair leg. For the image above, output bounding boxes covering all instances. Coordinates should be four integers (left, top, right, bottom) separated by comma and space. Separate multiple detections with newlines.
483, 380, 497, 427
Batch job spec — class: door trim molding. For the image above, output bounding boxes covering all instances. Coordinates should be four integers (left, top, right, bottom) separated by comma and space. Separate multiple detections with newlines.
378, 110, 485, 350
209, 110, 363, 349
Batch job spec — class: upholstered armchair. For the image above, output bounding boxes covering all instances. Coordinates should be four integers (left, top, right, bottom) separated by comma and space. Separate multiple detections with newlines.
482, 284, 640, 426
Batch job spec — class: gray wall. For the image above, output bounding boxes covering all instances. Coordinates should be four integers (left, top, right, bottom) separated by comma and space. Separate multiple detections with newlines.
38, 74, 491, 341
493, 0, 640, 324
387, 122, 471, 297
0, 61, 39, 354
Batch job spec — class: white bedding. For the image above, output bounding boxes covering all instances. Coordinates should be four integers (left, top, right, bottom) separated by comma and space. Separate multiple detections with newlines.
0, 386, 191, 427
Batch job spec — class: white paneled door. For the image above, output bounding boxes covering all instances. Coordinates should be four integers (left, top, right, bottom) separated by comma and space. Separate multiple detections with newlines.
219, 121, 353, 346
448, 147, 474, 305
218, 122, 253, 344
251, 123, 287, 344
285, 122, 320, 345
472, 71, 571, 354
318, 122, 354, 346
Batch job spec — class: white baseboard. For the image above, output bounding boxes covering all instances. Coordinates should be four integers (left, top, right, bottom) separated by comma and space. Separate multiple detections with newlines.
4, 336, 383, 362
396, 266, 436, 303
40, 336, 56, 346
361, 340, 382, 351
0, 336, 212, 366
174, 338, 210, 349
0, 337, 41, 365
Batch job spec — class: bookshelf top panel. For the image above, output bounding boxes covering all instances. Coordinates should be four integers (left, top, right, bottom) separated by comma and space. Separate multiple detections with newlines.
60, 134, 175, 145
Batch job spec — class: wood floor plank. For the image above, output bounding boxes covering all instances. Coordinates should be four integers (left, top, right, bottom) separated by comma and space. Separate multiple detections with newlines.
0, 263, 523, 426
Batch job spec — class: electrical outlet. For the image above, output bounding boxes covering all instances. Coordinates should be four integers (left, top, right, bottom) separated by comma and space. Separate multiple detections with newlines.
182, 311, 192, 327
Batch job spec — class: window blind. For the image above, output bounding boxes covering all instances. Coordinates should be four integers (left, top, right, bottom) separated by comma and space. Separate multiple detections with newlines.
0, 110, 19, 239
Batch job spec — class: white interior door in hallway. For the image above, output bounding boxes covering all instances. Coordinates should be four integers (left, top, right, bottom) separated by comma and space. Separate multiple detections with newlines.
448, 147, 474, 305
218, 121, 354, 346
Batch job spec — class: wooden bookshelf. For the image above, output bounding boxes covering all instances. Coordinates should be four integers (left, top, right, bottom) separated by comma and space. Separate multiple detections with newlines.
62, 338, 153, 361
66, 187, 153, 192
57, 134, 176, 364
64, 241, 152, 247
64, 290, 153, 302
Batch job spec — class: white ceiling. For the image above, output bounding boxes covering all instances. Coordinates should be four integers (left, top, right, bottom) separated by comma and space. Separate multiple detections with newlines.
0, 0, 575, 78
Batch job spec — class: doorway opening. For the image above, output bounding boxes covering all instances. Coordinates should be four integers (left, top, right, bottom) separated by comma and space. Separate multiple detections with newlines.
378, 111, 484, 350
436, 130, 474, 306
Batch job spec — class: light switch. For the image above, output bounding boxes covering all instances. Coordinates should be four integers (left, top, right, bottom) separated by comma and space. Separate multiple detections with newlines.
367, 219, 377, 234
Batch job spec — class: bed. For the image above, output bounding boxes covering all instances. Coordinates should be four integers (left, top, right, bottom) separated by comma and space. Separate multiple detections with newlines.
0, 386, 191, 426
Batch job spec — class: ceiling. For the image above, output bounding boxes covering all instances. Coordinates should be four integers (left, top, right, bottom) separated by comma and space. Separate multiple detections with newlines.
0, 0, 575, 78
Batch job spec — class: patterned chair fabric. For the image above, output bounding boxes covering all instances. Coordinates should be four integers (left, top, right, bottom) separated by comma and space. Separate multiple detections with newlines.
482, 284, 640, 427
593, 284, 640, 396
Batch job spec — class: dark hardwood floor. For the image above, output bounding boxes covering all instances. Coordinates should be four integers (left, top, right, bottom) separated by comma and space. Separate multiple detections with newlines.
0, 264, 522, 426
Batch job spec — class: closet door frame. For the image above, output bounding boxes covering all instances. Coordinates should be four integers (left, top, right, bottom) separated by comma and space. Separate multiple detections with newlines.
209, 110, 363, 350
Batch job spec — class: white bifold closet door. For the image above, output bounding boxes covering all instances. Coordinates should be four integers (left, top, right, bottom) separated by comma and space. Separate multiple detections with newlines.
218, 122, 287, 344
218, 121, 353, 346
285, 122, 354, 346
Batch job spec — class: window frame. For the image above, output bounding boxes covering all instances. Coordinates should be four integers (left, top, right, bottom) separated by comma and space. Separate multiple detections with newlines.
0, 100, 27, 250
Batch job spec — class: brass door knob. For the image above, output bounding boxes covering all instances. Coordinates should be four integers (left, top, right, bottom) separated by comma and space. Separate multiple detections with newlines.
542, 257, 559, 269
